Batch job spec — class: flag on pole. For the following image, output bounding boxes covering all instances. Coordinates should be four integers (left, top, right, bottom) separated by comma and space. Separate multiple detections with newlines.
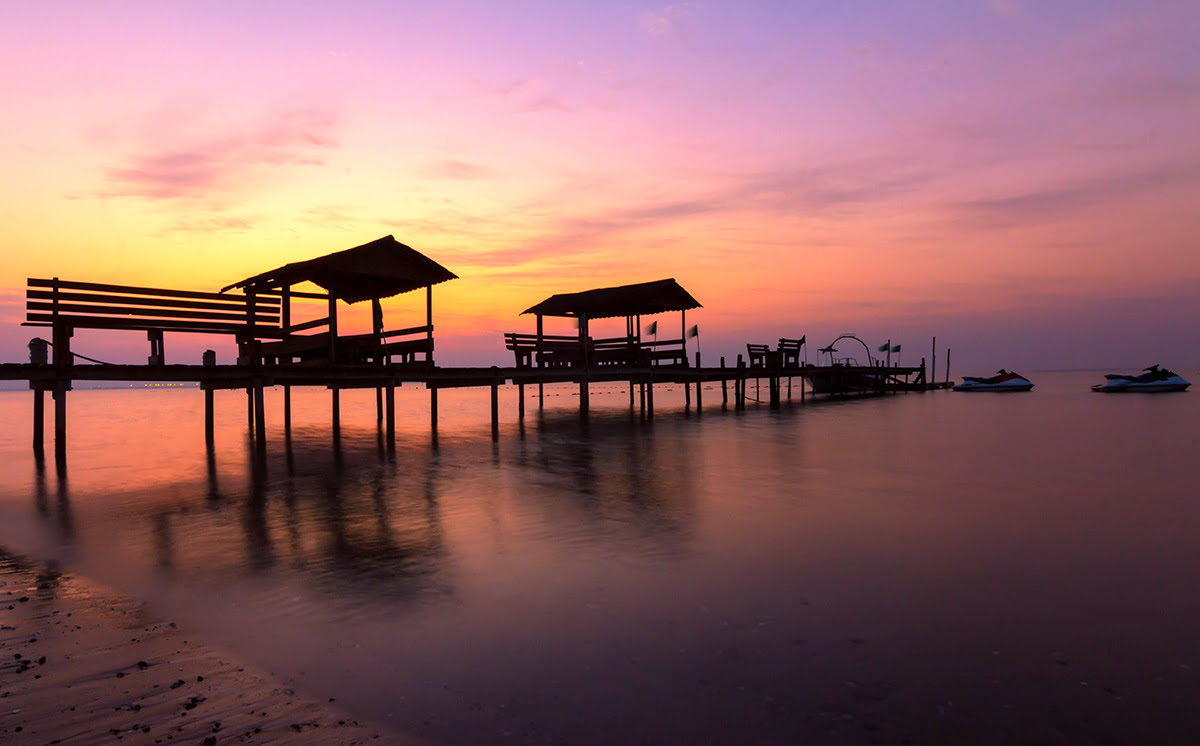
645, 320, 657, 335
686, 325, 699, 338
877, 343, 889, 352
891, 344, 901, 352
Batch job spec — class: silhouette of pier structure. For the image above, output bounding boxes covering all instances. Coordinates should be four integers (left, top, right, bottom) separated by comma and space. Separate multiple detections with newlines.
2, 236, 932, 458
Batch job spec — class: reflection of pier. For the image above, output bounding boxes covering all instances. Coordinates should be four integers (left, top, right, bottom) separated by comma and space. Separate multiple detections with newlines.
3, 235, 939, 460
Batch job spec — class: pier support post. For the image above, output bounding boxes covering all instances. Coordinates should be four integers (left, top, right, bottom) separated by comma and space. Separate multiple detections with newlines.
579, 378, 589, 417
720, 357, 728, 407
695, 352, 703, 413
430, 386, 439, 433
376, 386, 384, 425
331, 386, 340, 431
646, 378, 654, 419
787, 376, 792, 401
254, 381, 266, 458
629, 381, 635, 411
385, 381, 396, 451
801, 373, 806, 403
491, 367, 500, 441
769, 373, 781, 409
538, 382, 544, 410
33, 388, 45, 455
53, 383, 67, 459
205, 388, 214, 446
518, 383, 525, 420
283, 385, 292, 440
736, 355, 746, 410
246, 387, 254, 438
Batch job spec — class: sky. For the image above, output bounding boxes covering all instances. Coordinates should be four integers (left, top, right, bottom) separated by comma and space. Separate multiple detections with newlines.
1, 0, 1198, 373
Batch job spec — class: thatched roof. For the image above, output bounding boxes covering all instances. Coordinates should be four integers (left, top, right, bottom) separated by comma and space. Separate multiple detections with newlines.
522, 278, 701, 319
222, 235, 458, 304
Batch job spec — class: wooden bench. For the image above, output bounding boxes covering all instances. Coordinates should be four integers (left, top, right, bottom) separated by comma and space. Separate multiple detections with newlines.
505, 333, 688, 368
747, 343, 770, 368
777, 337, 805, 368
24, 278, 282, 365
261, 325, 434, 366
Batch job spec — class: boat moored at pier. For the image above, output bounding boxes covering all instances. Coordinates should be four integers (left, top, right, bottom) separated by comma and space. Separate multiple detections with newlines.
1091, 365, 1190, 393
952, 370, 1034, 392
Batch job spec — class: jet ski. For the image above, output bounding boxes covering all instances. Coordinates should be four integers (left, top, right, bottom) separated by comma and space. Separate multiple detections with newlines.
952, 369, 1033, 392
1091, 365, 1190, 393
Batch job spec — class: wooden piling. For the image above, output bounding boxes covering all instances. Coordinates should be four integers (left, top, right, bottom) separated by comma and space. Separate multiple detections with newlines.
53, 383, 67, 459
331, 386, 341, 430
204, 388, 214, 445
646, 376, 654, 419
253, 381, 266, 456
695, 351, 702, 412
245, 387, 254, 437
385, 381, 396, 450
518, 383, 525, 419
945, 348, 951, 384
33, 388, 45, 455
579, 378, 589, 417
491, 367, 500, 440
283, 385, 292, 439
720, 356, 728, 406
430, 386, 439, 432
376, 386, 383, 424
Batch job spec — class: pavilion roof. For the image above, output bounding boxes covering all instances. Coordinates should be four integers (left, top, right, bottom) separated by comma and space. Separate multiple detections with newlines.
221, 235, 458, 304
521, 278, 701, 319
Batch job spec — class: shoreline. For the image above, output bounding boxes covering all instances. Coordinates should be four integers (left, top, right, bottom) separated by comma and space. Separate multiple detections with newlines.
0, 549, 418, 745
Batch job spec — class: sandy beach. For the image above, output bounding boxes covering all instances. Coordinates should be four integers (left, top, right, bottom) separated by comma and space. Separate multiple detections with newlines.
0, 549, 417, 745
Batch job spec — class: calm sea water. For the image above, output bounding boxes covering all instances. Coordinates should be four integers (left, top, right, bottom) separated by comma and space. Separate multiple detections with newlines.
1, 372, 1198, 744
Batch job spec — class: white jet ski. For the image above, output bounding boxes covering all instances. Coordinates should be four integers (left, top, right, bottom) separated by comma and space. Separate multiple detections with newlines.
953, 369, 1034, 392
1091, 365, 1190, 393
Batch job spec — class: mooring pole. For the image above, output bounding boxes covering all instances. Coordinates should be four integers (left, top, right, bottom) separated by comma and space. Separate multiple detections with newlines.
491, 367, 500, 441
518, 382, 525, 419
385, 380, 396, 451
931, 337, 937, 392
945, 348, 951, 384
430, 386, 439, 433
639, 381, 646, 415
246, 386, 254, 438
331, 386, 340, 431
33, 388, 45, 455
787, 376, 792, 401
720, 356, 728, 407
376, 387, 384, 425
629, 381, 635, 411
283, 385, 292, 440
53, 382, 67, 459
254, 380, 266, 458
646, 373, 655, 419
204, 388, 214, 446
695, 351, 703, 413
800, 371, 806, 403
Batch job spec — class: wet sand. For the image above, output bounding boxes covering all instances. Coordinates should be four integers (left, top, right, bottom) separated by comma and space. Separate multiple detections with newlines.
0, 550, 418, 745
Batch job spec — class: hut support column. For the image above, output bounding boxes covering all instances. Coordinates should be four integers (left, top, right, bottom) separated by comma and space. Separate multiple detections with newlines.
518, 383, 525, 420
246, 387, 254, 437
204, 388, 214, 446
385, 381, 396, 451
254, 381, 266, 456
720, 357, 728, 407
283, 385, 292, 439
331, 387, 340, 431
33, 389, 45, 455
491, 367, 500, 441
430, 387, 439, 433
53, 383, 67, 459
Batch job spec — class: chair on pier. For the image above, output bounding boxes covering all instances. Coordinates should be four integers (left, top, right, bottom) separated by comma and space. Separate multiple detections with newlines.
23, 278, 282, 366
507, 279, 701, 370
746, 343, 770, 368
777, 336, 805, 368
221, 236, 458, 368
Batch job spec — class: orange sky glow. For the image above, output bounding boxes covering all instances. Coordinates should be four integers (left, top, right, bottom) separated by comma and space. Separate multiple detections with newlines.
1, 1, 1197, 371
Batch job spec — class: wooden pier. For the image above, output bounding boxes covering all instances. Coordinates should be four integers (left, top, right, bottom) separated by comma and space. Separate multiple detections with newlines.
4, 235, 942, 459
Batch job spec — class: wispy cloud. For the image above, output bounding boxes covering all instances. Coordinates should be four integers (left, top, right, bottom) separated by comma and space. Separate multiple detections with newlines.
97, 108, 339, 202
637, 4, 695, 38
422, 159, 492, 180
953, 160, 1200, 227
468, 78, 572, 113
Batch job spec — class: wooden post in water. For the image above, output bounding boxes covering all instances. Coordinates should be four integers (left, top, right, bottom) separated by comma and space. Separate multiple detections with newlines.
246, 387, 254, 438
646, 372, 655, 419
695, 352, 703, 412
33, 388, 45, 455
736, 355, 745, 410
945, 348, 951, 384
429, 386, 439, 432
283, 385, 292, 440
491, 367, 500, 441
53, 383, 67, 459
331, 386, 341, 431
385, 381, 396, 451
204, 388, 214, 446
800, 371, 806, 403
518, 382, 525, 420
931, 337, 936, 392
639, 381, 646, 415
720, 357, 728, 407
254, 380, 266, 458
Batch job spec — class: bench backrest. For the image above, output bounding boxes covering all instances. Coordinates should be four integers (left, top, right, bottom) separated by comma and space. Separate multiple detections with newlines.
747, 343, 770, 355
26, 278, 282, 337
777, 337, 804, 351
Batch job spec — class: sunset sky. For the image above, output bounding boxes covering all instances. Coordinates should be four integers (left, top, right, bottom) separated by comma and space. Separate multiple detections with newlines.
2, 0, 1197, 372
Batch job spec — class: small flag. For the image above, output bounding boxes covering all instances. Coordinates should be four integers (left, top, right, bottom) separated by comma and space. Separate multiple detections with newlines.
878, 343, 889, 352
645, 320, 658, 335
891, 344, 901, 353
686, 324, 699, 339
798, 335, 805, 346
